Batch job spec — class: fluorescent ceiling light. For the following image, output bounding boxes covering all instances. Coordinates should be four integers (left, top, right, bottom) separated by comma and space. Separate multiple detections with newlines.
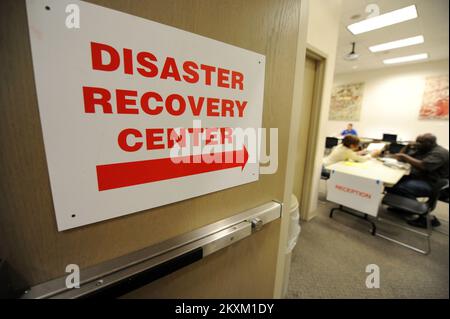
383, 53, 428, 64
348, 5, 418, 35
369, 35, 424, 52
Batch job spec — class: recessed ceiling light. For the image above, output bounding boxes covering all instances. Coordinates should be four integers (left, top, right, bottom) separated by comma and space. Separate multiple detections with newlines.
347, 5, 418, 35
383, 53, 428, 64
369, 35, 424, 52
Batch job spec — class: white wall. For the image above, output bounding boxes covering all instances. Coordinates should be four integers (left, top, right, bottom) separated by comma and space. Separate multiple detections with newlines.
305, 0, 342, 219
328, 59, 449, 149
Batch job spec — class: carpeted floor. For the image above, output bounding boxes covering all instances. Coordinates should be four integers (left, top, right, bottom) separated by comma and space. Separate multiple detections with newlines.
286, 200, 449, 299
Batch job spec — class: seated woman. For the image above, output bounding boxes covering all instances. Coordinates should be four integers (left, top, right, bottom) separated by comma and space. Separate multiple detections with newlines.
323, 135, 379, 167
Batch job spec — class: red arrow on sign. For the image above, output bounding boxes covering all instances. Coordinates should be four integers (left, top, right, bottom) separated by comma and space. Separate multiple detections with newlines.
96, 146, 249, 191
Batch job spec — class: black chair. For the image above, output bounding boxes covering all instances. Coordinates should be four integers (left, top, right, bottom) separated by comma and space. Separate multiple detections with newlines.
325, 137, 339, 149
382, 133, 397, 142
321, 167, 330, 180
378, 179, 449, 254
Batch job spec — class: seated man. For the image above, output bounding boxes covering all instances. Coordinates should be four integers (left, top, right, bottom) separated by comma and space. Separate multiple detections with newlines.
323, 135, 379, 167
341, 123, 357, 136
387, 133, 449, 227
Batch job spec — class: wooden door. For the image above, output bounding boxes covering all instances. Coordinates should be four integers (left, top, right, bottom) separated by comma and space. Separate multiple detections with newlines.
0, 0, 304, 298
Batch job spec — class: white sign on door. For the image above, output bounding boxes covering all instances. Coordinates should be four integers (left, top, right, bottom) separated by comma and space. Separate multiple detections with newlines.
26, 0, 266, 231
327, 171, 383, 217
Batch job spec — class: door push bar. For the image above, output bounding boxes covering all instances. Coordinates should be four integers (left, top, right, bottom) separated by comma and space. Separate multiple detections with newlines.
22, 201, 282, 299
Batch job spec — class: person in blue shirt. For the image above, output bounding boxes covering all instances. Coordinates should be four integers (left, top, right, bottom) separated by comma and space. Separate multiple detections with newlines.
341, 123, 357, 136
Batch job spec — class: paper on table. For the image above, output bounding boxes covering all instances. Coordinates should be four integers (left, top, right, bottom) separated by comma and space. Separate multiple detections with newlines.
381, 157, 398, 165
380, 158, 410, 170
366, 142, 386, 152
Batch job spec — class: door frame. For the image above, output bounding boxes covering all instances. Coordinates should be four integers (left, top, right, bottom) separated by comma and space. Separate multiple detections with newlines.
273, 42, 327, 297
299, 46, 327, 221
273, 0, 311, 298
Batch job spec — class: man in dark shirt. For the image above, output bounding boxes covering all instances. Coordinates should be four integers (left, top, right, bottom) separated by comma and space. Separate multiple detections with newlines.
387, 133, 449, 227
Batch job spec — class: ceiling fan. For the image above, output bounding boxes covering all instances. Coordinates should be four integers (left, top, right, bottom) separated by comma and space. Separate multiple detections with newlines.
344, 42, 360, 61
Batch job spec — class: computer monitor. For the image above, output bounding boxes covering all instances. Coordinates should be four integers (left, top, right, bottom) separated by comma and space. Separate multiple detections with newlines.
325, 137, 339, 149
388, 142, 404, 154
382, 133, 397, 142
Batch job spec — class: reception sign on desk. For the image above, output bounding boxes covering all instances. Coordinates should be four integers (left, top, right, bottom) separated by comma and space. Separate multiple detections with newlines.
26, 0, 266, 230
327, 171, 384, 217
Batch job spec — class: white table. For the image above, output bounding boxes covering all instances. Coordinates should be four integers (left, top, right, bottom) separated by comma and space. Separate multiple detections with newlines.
325, 158, 409, 187
325, 158, 410, 234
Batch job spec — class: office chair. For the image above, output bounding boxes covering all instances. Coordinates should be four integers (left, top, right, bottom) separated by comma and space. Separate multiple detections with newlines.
325, 137, 339, 149
320, 168, 330, 180
382, 133, 397, 143
377, 179, 449, 254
